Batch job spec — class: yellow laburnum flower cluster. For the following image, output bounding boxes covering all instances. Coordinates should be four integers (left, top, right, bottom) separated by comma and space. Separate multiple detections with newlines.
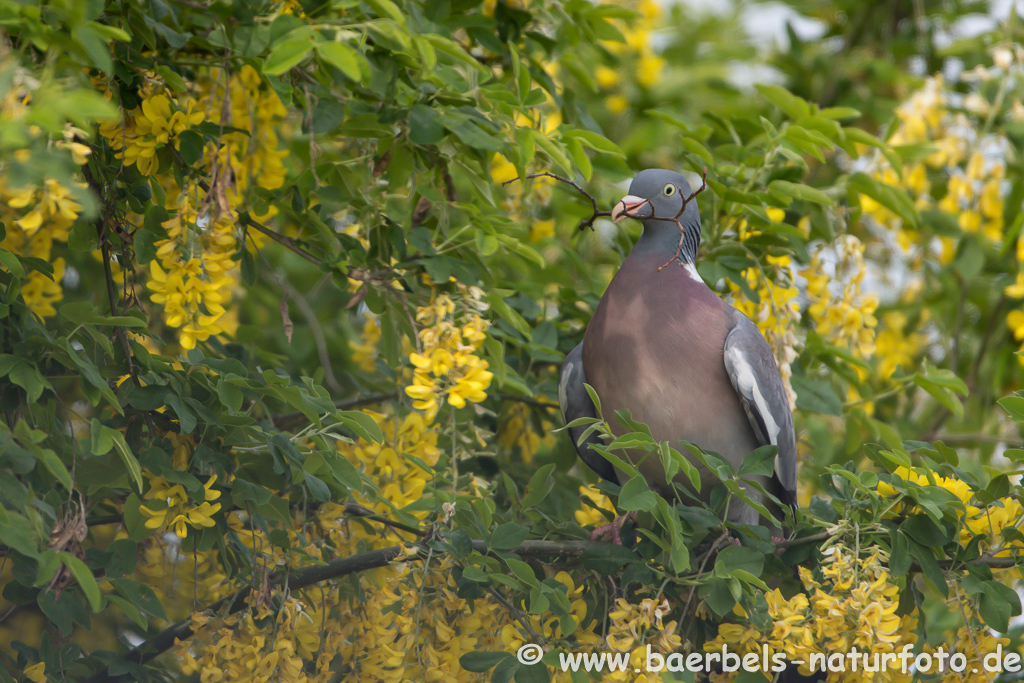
198, 64, 288, 194
134, 538, 231, 621
1, 178, 78, 317
99, 90, 204, 175
860, 50, 1015, 266
496, 401, 555, 462
598, 0, 665, 113
179, 596, 337, 683
599, 597, 680, 683
99, 66, 287, 350
802, 235, 879, 359
876, 466, 1024, 555
726, 255, 801, 406
139, 472, 222, 539
350, 313, 383, 372
405, 292, 493, 422
0, 71, 87, 317
709, 545, 915, 683
942, 596, 1010, 683
337, 554, 517, 683
146, 192, 238, 349
874, 311, 927, 380
323, 410, 441, 551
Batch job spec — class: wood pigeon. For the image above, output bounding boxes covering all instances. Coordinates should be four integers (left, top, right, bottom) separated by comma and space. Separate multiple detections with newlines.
558, 169, 797, 538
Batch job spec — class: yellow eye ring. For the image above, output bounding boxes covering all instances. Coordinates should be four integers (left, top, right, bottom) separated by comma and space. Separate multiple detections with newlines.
663, 184, 675, 196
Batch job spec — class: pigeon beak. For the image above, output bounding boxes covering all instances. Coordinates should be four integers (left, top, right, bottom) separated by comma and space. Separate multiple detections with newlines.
611, 195, 647, 223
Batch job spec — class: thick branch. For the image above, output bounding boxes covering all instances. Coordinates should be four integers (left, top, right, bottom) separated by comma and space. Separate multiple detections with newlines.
83, 539, 594, 682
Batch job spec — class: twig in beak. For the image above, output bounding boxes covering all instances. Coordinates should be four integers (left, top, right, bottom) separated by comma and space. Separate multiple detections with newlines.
655, 167, 708, 272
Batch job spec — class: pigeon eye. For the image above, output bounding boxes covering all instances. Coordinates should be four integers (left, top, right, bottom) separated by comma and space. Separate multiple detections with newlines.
663, 184, 676, 196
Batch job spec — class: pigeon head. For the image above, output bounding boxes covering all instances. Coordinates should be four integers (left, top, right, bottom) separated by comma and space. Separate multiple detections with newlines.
611, 169, 702, 262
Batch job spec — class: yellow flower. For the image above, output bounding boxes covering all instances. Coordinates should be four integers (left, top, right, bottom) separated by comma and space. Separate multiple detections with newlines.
140, 473, 222, 539
23, 662, 46, 683
404, 292, 492, 422
606, 94, 629, 113
574, 485, 616, 527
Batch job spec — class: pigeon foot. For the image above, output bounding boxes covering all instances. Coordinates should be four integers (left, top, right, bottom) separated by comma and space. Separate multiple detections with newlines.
589, 511, 638, 545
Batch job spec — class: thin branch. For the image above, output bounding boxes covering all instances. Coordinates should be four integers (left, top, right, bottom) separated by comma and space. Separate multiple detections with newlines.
774, 531, 831, 548
272, 391, 400, 430
501, 172, 611, 232
498, 393, 559, 410
86, 514, 123, 527
343, 503, 424, 537
81, 162, 139, 387
259, 270, 342, 394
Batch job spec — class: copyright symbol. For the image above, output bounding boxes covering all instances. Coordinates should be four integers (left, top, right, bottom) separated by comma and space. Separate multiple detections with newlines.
517, 643, 543, 665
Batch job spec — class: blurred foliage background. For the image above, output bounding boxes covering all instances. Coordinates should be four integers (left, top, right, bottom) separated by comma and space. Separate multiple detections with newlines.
3, 0, 1024, 681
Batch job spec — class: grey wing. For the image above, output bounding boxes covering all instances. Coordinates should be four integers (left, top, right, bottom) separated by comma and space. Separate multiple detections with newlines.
558, 342, 619, 485
722, 312, 798, 509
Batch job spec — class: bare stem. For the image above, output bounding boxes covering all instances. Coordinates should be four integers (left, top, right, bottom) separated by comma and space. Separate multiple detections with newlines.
501, 172, 612, 231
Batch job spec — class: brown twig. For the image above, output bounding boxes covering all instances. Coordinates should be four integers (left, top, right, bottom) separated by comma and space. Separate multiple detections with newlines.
498, 393, 559, 410
81, 161, 140, 387
168, 147, 326, 267
343, 502, 424, 537
501, 172, 611, 231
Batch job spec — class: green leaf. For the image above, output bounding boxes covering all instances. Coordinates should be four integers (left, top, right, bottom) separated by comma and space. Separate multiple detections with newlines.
715, 545, 765, 578
820, 106, 862, 120
60, 552, 102, 612
0, 512, 40, 558
316, 41, 365, 82
496, 235, 545, 269
505, 558, 539, 587
848, 172, 919, 227
564, 129, 624, 157
565, 137, 592, 181
337, 410, 384, 443
738, 445, 778, 478
521, 463, 556, 509
768, 179, 833, 206
35, 447, 72, 490
461, 651, 513, 673
979, 581, 1021, 632
216, 379, 244, 413
998, 396, 1024, 422
531, 130, 573, 176
618, 475, 657, 512
303, 473, 331, 502
60, 302, 147, 328
0, 248, 25, 277
364, 0, 406, 23
755, 84, 810, 119
90, 420, 143, 491
111, 578, 166, 620
791, 374, 843, 416
490, 523, 530, 550
264, 38, 314, 75
488, 295, 532, 340
408, 104, 445, 145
